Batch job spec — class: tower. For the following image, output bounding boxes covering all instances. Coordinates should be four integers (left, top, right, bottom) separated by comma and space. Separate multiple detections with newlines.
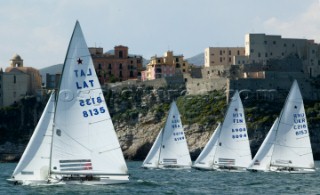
10, 54, 23, 67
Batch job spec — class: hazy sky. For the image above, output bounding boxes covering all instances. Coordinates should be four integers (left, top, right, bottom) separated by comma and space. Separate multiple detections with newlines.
1, 0, 320, 70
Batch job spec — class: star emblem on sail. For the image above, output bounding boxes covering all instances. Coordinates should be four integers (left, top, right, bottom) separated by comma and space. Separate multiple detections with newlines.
77, 58, 83, 64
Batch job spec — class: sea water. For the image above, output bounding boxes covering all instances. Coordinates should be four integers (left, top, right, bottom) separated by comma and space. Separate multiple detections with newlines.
1, 161, 319, 194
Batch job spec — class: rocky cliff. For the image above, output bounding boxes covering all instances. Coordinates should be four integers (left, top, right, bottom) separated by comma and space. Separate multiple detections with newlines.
0, 88, 320, 162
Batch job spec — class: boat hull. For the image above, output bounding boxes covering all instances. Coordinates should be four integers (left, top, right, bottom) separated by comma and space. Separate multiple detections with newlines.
142, 165, 191, 170
270, 167, 315, 174
8, 175, 129, 185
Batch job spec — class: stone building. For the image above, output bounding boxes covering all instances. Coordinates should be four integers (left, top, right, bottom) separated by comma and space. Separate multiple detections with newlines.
0, 54, 42, 107
243, 33, 320, 77
89, 46, 143, 84
141, 51, 189, 81
204, 47, 245, 67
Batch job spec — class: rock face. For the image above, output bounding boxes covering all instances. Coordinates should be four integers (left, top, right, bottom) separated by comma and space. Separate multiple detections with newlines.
1, 89, 320, 163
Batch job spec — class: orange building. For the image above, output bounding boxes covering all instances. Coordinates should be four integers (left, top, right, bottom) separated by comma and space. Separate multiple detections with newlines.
89, 45, 143, 84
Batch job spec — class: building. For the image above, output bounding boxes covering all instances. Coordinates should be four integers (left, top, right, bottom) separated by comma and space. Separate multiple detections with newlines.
204, 47, 245, 67
142, 51, 189, 81
244, 33, 320, 77
89, 45, 143, 84
46, 73, 61, 89
0, 54, 42, 107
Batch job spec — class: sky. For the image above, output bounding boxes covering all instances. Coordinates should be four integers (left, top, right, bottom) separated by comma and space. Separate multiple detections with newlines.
1, 0, 320, 70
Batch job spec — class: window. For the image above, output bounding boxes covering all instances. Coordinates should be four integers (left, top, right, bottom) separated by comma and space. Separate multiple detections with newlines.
130, 71, 134, 77
108, 64, 112, 69
228, 50, 231, 55
119, 64, 122, 69
229, 57, 231, 62
284, 43, 287, 47
13, 75, 16, 83
175, 58, 179, 62
237, 50, 240, 55
220, 50, 222, 55
258, 53, 261, 57
220, 57, 222, 62
273, 41, 276, 45
119, 71, 122, 77
250, 49, 254, 53
119, 51, 123, 58
98, 64, 102, 69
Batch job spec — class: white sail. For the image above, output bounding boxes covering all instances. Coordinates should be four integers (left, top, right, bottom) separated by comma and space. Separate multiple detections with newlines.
50, 21, 128, 183
10, 92, 55, 183
141, 129, 163, 168
142, 101, 192, 168
247, 118, 279, 171
213, 91, 252, 169
193, 123, 221, 170
270, 80, 314, 171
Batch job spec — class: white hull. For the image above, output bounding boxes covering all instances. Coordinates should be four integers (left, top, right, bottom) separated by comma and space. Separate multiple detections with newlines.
247, 167, 315, 174
192, 165, 214, 171
192, 164, 247, 172
270, 167, 315, 174
8, 175, 129, 185
142, 165, 191, 170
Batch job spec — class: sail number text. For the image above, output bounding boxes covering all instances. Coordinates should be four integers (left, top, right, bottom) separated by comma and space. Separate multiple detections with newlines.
79, 97, 106, 118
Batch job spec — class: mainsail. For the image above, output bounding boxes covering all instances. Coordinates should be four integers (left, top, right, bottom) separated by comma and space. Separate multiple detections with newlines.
50, 21, 128, 181
213, 91, 252, 169
142, 101, 192, 168
193, 123, 221, 170
11, 92, 55, 183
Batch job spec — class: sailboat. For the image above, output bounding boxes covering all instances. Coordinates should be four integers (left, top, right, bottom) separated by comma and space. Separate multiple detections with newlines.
247, 80, 315, 173
142, 101, 192, 169
9, 21, 129, 185
194, 91, 252, 171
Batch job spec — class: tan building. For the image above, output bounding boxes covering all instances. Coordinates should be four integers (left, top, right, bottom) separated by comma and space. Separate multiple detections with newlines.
204, 47, 245, 67
0, 69, 29, 107
0, 54, 42, 107
141, 51, 189, 81
244, 33, 320, 77
89, 45, 143, 84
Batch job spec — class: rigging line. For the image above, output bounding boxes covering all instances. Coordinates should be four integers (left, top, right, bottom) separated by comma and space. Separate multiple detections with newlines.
273, 143, 310, 149
273, 144, 311, 156
99, 146, 121, 154
89, 118, 109, 125
57, 129, 93, 153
